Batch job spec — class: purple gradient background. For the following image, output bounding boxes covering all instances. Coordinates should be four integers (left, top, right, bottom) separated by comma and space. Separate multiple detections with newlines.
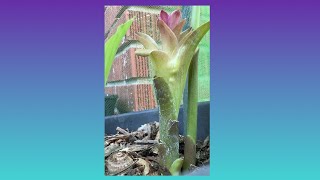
0, 0, 320, 179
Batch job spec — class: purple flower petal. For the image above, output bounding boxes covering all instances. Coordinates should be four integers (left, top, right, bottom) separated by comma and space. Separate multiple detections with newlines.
159, 10, 169, 25
168, 10, 181, 29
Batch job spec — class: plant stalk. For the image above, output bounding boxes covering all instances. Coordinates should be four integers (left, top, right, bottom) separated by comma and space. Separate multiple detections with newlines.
183, 49, 199, 171
182, 6, 201, 171
153, 77, 180, 173
190, 6, 200, 29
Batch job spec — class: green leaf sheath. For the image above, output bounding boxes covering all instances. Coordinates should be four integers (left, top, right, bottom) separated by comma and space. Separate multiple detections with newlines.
154, 77, 180, 170
104, 19, 133, 86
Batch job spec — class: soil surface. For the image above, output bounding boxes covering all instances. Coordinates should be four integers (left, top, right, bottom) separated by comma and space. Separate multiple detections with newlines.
105, 121, 210, 176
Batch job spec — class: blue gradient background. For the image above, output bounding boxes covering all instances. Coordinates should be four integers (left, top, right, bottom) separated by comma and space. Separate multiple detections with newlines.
1, 0, 320, 179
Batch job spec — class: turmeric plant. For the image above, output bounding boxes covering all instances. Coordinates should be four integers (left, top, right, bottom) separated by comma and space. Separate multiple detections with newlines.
135, 9, 210, 175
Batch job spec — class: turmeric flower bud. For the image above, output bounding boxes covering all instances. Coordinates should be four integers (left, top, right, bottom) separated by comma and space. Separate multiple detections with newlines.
135, 9, 210, 111
159, 10, 182, 30
135, 9, 209, 79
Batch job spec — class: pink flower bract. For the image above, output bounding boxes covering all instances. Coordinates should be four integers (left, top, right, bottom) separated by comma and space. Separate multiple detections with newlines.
159, 10, 182, 30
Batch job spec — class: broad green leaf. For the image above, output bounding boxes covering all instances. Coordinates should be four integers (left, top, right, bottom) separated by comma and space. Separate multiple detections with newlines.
105, 18, 134, 86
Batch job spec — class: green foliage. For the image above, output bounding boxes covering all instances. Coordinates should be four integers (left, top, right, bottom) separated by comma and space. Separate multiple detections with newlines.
104, 19, 134, 86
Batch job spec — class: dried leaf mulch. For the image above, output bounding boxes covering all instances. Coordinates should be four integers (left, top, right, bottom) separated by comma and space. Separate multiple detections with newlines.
105, 121, 210, 176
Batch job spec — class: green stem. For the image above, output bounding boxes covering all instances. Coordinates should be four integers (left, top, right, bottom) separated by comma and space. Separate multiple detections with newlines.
183, 6, 201, 171
183, 50, 199, 171
190, 6, 200, 29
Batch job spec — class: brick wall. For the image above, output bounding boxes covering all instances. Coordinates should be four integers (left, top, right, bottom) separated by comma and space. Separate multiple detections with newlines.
105, 6, 160, 113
